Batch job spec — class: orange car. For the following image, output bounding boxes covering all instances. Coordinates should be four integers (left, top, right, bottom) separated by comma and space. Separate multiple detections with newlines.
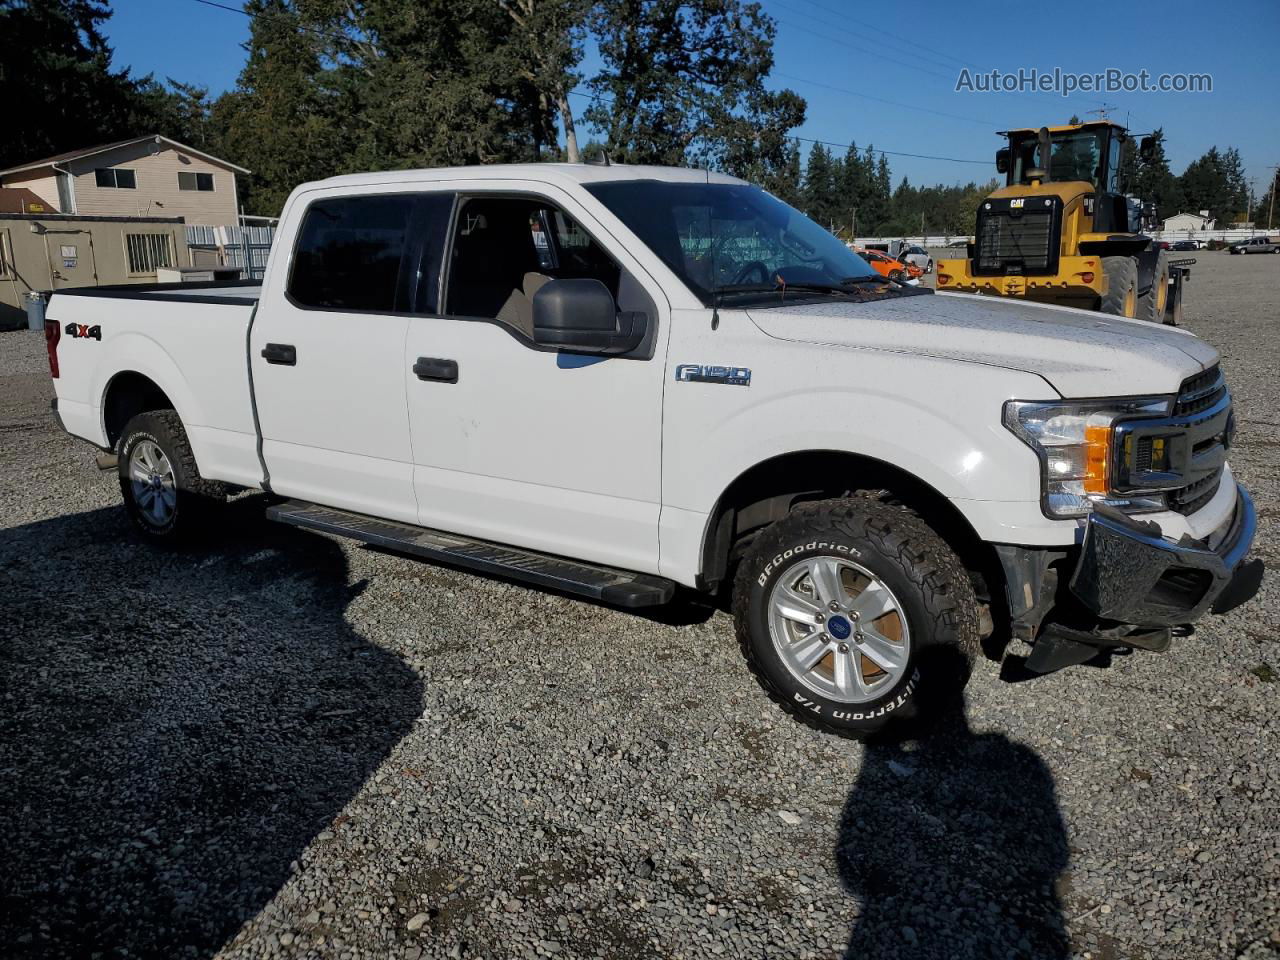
855, 248, 921, 282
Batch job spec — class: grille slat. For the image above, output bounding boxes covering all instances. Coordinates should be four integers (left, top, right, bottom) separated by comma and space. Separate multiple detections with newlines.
1167, 365, 1228, 516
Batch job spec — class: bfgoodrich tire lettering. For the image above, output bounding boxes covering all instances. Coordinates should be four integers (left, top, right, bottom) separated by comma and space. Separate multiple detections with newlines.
117, 410, 224, 542
732, 499, 979, 738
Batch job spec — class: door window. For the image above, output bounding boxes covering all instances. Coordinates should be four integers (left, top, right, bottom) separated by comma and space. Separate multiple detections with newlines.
445, 196, 622, 337
288, 194, 453, 313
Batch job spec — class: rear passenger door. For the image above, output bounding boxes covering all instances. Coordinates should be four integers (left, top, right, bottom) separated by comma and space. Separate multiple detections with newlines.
402, 186, 670, 575
251, 190, 448, 524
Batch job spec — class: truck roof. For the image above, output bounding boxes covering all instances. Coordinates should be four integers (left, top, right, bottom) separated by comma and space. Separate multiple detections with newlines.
307, 162, 747, 191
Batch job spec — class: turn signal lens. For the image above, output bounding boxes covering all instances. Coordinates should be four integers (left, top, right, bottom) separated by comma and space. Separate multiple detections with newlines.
1083, 424, 1110, 494
937, 273, 952, 284
1079, 271, 1094, 283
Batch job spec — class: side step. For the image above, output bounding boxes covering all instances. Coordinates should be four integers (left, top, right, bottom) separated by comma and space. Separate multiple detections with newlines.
265, 500, 675, 608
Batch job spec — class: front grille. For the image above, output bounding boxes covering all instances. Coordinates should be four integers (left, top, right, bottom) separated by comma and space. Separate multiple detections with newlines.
1168, 467, 1222, 516
976, 211, 1054, 273
1115, 364, 1232, 517
1173, 365, 1225, 417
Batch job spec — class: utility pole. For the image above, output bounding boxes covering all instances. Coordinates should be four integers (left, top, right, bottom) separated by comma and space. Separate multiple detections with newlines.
1269, 165, 1279, 232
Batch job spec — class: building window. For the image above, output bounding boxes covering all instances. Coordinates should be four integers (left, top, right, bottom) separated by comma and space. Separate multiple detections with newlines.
95, 168, 137, 189
178, 171, 215, 192
125, 233, 174, 275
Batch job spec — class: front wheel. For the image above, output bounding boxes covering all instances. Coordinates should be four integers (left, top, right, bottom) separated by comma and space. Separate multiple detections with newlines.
118, 410, 224, 541
732, 499, 979, 739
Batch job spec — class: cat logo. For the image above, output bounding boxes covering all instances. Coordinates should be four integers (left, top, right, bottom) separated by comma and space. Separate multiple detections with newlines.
1010, 198, 1025, 208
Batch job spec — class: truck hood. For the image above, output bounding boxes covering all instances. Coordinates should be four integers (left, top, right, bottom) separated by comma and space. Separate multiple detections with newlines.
746, 291, 1218, 397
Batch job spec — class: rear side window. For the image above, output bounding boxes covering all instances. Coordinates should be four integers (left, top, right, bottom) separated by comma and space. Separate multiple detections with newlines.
288, 196, 415, 312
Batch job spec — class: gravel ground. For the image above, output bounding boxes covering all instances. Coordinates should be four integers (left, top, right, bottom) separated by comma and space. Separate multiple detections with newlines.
1, 253, 1277, 960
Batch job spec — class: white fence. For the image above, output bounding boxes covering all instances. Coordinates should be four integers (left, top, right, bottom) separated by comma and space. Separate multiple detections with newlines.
185, 224, 277, 280
855, 227, 1276, 249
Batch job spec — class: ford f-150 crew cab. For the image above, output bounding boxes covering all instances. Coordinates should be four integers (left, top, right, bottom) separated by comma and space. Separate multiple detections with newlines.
46, 163, 1264, 737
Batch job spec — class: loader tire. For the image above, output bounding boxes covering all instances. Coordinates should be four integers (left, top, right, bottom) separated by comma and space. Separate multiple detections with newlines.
1138, 251, 1171, 324
1100, 257, 1139, 318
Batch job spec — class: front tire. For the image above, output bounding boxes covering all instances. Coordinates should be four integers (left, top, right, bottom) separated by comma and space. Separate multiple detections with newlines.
732, 499, 979, 739
118, 410, 224, 542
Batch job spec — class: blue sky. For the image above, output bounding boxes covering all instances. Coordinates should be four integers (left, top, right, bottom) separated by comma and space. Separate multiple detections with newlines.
104, 0, 1279, 197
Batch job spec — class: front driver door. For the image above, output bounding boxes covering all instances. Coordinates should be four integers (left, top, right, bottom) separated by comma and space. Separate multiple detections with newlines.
403, 186, 669, 574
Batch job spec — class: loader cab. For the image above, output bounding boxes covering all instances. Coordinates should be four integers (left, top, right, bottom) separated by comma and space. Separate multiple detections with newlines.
1002, 123, 1125, 192
998, 122, 1138, 234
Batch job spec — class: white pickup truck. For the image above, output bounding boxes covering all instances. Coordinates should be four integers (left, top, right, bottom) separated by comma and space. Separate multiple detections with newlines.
46, 163, 1263, 737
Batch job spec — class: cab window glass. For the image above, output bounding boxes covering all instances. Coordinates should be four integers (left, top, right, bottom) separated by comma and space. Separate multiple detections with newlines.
289, 196, 413, 311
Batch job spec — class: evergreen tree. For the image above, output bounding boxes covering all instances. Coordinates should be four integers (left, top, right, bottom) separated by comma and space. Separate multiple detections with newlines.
801, 142, 835, 227
214, 0, 344, 216
584, 0, 804, 169
0, 0, 192, 169
1178, 145, 1249, 223
1130, 129, 1182, 221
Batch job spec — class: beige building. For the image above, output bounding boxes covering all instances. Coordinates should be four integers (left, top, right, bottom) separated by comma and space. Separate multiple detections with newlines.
0, 135, 249, 227
0, 213, 192, 329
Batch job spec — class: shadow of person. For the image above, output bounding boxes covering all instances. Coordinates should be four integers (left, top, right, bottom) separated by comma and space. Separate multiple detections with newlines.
835, 651, 1070, 960
0, 496, 423, 959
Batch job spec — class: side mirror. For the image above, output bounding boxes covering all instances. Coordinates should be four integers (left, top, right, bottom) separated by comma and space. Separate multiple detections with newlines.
1139, 136, 1155, 162
995, 148, 1010, 174
532, 278, 646, 355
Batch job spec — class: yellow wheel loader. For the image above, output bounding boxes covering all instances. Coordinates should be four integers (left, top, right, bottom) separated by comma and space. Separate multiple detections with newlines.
936, 121, 1190, 324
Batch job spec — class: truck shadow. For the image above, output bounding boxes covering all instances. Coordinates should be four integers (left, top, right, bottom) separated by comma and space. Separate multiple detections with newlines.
836, 652, 1071, 960
0, 497, 423, 959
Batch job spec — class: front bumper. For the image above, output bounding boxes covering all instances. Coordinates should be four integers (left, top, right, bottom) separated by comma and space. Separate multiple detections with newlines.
995, 484, 1264, 673
935, 254, 1106, 301
1072, 485, 1261, 626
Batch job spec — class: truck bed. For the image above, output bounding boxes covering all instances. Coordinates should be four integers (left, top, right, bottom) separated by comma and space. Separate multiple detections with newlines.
51, 279, 262, 306
49, 280, 263, 490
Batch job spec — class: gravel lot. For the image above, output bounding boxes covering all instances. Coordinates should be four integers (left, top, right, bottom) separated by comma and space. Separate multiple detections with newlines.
1, 253, 1277, 960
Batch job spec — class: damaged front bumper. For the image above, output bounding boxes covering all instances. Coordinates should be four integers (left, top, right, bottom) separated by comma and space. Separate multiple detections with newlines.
995, 485, 1264, 673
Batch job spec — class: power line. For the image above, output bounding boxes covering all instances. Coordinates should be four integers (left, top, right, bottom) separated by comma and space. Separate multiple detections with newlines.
567, 91, 990, 165
772, 71, 996, 127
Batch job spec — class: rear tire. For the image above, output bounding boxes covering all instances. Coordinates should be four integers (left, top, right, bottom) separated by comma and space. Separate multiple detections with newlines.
731, 499, 979, 739
1138, 250, 1170, 324
117, 410, 224, 542
1099, 256, 1138, 318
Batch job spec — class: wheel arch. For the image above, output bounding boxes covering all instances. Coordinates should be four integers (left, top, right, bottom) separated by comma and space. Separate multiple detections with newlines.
102, 370, 179, 451
696, 449, 999, 599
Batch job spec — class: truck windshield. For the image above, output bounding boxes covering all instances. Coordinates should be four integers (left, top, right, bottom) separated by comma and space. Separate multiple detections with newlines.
585, 180, 878, 305
1010, 130, 1105, 188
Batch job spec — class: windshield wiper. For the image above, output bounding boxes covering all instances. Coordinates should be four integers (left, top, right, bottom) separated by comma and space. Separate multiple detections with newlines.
840, 274, 889, 285
713, 281, 853, 296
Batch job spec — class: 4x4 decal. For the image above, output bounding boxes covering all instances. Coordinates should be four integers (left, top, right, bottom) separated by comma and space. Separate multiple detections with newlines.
65, 323, 102, 341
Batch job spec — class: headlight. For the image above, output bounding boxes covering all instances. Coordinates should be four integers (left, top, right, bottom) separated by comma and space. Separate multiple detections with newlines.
1004, 397, 1172, 518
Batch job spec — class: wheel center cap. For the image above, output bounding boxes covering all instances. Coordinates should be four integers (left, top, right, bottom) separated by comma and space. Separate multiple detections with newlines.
827, 616, 852, 641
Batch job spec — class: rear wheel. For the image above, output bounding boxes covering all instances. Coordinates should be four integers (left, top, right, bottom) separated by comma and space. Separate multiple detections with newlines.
732, 499, 979, 739
1099, 256, 1138, 318
889, 269, 906, 283
1138, 251, 1170, 324
118, 410, 224, 542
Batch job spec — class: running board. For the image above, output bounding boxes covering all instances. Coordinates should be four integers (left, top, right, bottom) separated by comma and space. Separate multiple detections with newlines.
265, 500, 675, 608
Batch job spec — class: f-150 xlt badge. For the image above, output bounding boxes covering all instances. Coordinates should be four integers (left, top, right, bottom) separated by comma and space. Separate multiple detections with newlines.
674, 364, 751, 386
65, 323, 102, 341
